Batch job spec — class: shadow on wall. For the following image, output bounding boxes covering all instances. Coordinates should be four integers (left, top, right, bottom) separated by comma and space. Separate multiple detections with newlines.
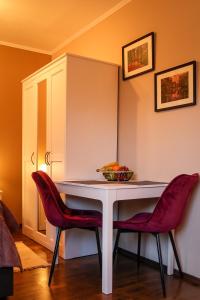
118, 68, 139, 176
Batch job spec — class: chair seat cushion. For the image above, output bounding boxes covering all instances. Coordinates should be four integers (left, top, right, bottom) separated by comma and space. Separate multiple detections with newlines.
113, 212, 171, 233
114, 212, 152, 231
62, 209, 102, 229
113, 213, 177, 233
128, 212, 152, 223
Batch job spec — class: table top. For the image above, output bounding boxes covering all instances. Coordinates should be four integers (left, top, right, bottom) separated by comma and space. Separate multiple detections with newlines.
56, 180, 167, 190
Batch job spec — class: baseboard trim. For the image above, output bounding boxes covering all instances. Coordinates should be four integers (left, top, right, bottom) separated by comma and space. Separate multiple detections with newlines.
118, 247, 167, 272
117, 247, 200, 285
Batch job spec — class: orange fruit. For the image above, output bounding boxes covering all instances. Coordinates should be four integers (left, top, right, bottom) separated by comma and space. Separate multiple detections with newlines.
112, 165, 121, 171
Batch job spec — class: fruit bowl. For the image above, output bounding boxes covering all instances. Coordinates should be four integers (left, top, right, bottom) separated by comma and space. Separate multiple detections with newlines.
97, 162, 134, 181
102, 170, 134, 181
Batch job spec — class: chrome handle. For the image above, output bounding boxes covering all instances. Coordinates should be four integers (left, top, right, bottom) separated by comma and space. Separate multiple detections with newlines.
31, 152, 35, 165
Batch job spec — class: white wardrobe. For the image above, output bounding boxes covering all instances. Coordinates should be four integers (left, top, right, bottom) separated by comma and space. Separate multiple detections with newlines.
22, 54, 118, 258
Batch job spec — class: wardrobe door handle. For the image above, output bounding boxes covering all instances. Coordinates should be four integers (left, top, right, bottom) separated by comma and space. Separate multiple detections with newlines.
46, 152, 51, 166
45, 152, 48, 165
31, 152, 35, 165
45, 152, 62, 165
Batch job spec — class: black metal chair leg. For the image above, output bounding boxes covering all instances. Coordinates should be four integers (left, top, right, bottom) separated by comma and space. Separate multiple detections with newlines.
113, 230, 121, 262
155, 233, 166, 297
95, 228, 102, 271
168, 231, 183, 277
137, 232, 141, 272
48, 227, 62, 286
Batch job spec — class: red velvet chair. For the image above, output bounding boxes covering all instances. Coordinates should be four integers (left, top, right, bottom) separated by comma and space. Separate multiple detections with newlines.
113, 173, 199, 297
32, 171, 102, 286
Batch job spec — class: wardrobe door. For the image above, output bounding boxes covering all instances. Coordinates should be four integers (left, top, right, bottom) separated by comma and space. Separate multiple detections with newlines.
22, 82, 38, 234
46, 61, 66, 181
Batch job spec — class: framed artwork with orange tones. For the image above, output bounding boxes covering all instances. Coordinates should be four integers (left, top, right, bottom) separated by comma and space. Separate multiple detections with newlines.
122, 32, 155, 80
155, 61, 196, 112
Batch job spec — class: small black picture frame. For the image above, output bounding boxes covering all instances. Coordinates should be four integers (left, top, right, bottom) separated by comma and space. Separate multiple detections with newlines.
122, 32, 155, 80
155, 61, 196, 112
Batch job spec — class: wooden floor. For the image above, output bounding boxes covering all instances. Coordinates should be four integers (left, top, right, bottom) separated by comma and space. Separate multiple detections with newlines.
10, 233, 200, 300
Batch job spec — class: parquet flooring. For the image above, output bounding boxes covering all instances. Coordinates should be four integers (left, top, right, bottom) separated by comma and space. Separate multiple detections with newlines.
10, 233, 200, 300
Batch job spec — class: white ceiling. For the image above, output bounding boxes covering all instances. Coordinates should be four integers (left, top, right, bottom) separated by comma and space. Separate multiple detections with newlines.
0, 0, 131, 55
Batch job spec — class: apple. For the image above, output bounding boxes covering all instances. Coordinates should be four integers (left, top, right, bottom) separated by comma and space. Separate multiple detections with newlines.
119, 166, 129, 171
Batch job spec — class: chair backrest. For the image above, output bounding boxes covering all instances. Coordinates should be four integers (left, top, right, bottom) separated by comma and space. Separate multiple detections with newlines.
32, 171, 68, 228
37, 170, 70, 212
149, 173, 199, 232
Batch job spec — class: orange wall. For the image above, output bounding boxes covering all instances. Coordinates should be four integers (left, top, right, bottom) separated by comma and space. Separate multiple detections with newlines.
52, 0, 200, 277
0, 45, 51, 222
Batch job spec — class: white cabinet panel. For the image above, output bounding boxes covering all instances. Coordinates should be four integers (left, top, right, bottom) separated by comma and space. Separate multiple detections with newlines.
22, 83, 37, 232
66, 55, 118, 180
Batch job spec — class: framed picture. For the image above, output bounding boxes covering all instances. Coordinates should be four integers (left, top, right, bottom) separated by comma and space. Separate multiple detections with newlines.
122, 32, 155, 80
155, 61, 196, 112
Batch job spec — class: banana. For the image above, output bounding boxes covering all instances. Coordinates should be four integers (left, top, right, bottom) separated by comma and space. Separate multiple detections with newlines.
102, 161, 119, 168
96, 161, 119, 172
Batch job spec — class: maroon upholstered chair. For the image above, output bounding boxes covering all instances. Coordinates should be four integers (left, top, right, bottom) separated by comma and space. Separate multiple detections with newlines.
32, 171, 102, 286
113, 173, 199, 297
